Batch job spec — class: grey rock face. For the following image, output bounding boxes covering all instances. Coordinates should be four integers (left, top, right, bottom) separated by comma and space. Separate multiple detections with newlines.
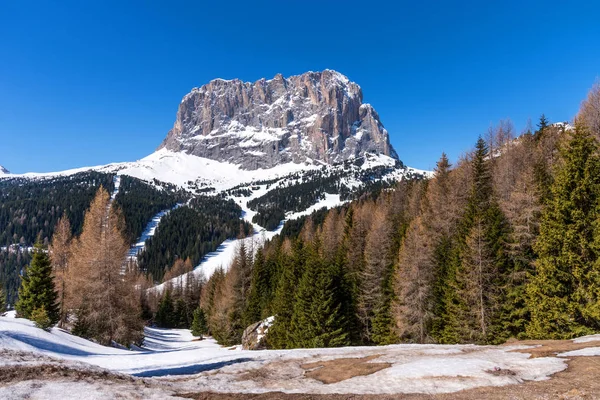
159, 70, 398, 169
0, 165, 9, 174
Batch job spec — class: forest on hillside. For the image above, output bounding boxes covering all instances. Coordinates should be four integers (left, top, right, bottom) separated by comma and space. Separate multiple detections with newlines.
8, 82, 600, 351
189, 82, 600, 347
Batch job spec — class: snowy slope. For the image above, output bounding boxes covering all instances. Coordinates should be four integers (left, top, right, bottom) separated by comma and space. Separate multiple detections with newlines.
0, 165, 9, 175
0, 315, 568, 395
127, 203, 183, 259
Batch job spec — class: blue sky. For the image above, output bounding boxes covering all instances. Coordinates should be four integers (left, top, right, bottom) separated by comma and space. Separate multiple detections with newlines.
1, 1, 599, 173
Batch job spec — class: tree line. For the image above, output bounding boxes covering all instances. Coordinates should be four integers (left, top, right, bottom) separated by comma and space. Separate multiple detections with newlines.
197, 81, 600, 346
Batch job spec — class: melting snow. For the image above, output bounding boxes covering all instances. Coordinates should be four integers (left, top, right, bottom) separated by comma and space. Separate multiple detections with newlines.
0, 315, 568, 395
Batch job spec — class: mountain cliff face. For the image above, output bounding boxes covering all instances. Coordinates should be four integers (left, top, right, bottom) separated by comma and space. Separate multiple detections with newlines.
159, 70, 398, 170
0, 165, 9, 175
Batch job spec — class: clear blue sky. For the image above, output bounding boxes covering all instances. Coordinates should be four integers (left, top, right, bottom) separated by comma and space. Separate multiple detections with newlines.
1, 1, 599, 173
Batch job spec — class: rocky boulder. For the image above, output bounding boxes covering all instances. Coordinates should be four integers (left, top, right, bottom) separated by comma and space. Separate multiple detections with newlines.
241, 316, 274, 350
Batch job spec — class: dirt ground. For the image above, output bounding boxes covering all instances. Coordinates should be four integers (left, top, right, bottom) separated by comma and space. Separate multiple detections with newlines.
180, 339, 600, 400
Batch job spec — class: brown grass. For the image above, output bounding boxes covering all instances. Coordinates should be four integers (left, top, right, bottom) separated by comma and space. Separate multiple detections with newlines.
180, 338, 600, 400
300, 355, 391, 384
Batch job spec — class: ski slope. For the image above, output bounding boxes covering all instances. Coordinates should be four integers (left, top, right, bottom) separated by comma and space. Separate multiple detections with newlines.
127, 203, 183, 259
0, 315, 570, 396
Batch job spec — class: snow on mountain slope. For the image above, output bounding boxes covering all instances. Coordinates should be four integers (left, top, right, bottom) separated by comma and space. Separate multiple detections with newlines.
127, 203, 184, 259
0, 165, 9, 175
0, 315, 568, 395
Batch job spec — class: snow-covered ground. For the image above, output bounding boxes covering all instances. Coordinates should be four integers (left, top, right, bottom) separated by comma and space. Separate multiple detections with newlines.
0, 315, 570, 396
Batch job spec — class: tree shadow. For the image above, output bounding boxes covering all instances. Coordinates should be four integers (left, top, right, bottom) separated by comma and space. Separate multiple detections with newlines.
1, 332, 98, 356
131, 357, 255, 377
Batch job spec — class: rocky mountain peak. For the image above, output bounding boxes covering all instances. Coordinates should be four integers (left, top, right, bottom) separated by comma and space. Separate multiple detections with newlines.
0, 165, 9, 175
159, 70, 398, 169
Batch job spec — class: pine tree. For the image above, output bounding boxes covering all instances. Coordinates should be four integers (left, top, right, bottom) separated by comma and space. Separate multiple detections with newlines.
244, 249, 268, 325
0, 288, 6, 313
15, 243, 59, 325
290, 242, 350, 348
268, 240, 305, 349
439, 138, 511, 344
155, 290, 175, 328
191, 307, 208, 338
527, 126, 600, 339
535, 114, 550, 140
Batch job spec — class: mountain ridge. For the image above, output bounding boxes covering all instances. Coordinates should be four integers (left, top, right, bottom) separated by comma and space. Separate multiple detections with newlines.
158, 70, 398, 169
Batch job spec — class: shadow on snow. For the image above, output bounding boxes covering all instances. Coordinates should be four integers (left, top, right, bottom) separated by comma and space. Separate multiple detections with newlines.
131, 357, 255, 377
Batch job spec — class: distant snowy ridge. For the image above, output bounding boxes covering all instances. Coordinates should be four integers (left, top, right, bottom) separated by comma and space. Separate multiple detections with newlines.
0, 165, 9, 174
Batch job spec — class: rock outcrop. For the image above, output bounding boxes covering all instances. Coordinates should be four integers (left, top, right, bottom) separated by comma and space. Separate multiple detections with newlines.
0, 166, 9, 175
159, 70, 398, 169
241, 316, 274, 350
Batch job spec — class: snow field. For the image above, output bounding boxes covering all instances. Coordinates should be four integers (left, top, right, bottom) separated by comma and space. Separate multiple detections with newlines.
0, 315, 570, 395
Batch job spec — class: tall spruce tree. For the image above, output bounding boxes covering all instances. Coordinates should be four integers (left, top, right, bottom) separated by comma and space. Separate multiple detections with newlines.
268, 240, 305, 349
0, 287, 6, 313
15, 243, 59, 325
439, 137, 511, 344
290, 241, 350, 348
527, 126, 600, 339
191, 306, 208, 338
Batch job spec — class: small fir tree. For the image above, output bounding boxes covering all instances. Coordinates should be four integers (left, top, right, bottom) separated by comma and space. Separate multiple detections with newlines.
15, 243, 59, 325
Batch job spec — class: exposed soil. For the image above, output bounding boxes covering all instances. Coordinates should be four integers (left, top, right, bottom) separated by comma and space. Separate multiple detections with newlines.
300, 355, 391, 384
179, 338, 600, 400
0, 364, 137, 385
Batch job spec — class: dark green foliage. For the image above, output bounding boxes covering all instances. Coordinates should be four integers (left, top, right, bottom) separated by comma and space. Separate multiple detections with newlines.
248, 160, 423, 230
114, 175, 186, 244
0, 249, 31, 306
155, 290, 175, 328
244, 249, 270, 325
0, 287, 6, 313
15, 244, 59, 325
0, 172, 114, 302
191, 307, 208, 338
527, 126, 600, 339
436, 137, 512, 344
138, 197, 252, 282
0, 172, 115, 246
289, 243, 350, 348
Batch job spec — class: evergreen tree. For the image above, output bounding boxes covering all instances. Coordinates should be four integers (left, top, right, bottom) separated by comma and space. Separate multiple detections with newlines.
527, 126, 600, 339
290, 242, 350, 348
15, 243, 59, 325
31, 305, 53, 330
191, 307, 208, 338
268, 240, 305, 349
439, 137, 511, 344
155, 290, 175, 328
244, 249, 269, 325
0, 287, 6, 313
535, 114, 550, 140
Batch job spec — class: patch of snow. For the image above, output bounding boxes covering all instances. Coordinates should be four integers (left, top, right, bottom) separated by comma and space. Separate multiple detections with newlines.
572, 334, 600, 344
0, 315, 568, 395
559, 347, 600, 357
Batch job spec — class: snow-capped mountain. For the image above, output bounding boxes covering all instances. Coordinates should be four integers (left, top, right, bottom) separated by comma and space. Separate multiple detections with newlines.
0, 165, 9, 175
159, 70, 397, 169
